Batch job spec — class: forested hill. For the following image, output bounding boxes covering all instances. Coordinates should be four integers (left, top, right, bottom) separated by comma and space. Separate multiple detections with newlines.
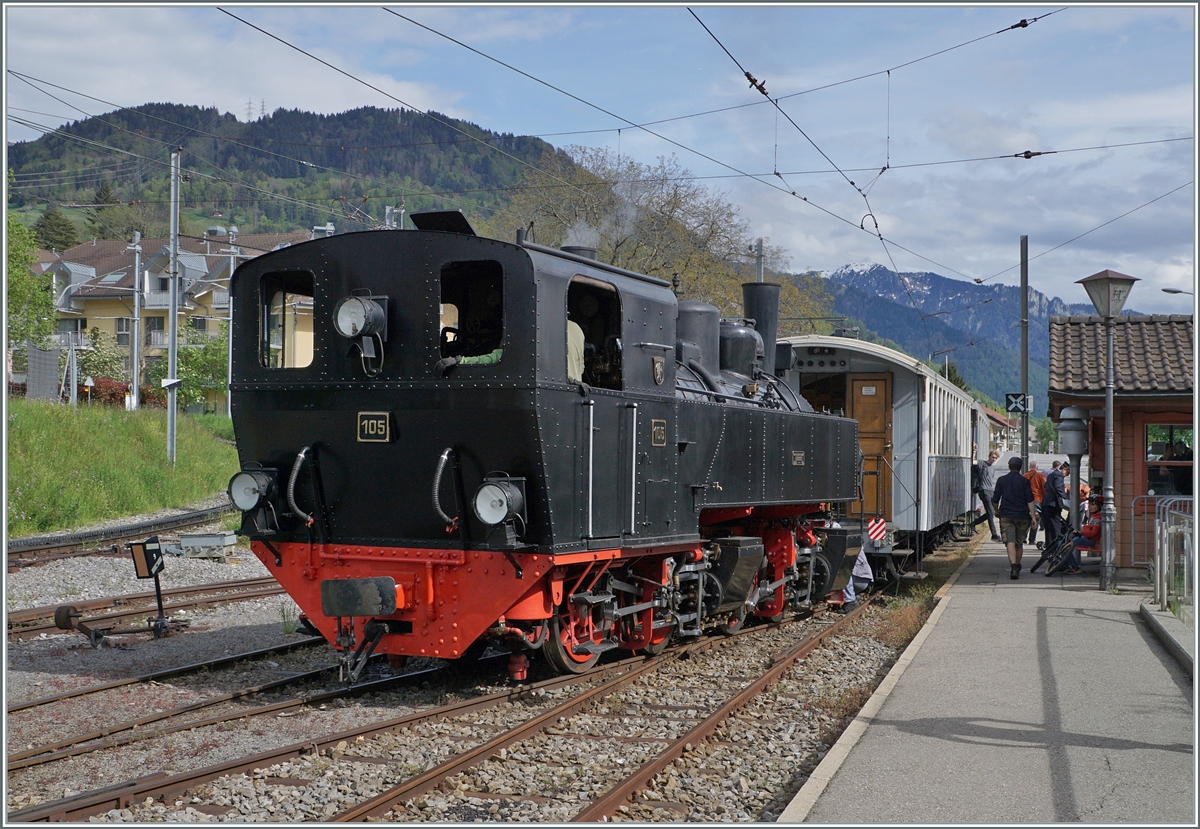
8, 103, 560, 233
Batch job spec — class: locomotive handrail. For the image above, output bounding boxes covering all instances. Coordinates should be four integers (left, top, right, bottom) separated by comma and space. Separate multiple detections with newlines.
432, 448, 459, 531
287, 447, 314, 527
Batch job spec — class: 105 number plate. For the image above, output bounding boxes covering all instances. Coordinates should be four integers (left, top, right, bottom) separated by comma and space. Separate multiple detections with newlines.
357, 412, 392, 443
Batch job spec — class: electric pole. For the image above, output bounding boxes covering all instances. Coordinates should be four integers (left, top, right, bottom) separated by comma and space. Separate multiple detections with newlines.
126, 231, 142, 409
1020, 236, 1029, 468
167, 150, 181, 465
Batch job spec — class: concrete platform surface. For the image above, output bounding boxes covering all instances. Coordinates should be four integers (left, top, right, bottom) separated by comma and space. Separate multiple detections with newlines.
785, 538, 1195, 824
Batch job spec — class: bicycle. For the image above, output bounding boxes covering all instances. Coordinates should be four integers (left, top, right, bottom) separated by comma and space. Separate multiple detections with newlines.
1041, 516, 1080, 576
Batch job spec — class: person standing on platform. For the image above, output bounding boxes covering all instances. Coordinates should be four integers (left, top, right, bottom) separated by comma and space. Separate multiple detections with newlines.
1031, 461, 1069, 573
993, 456, 1037, 579
971, 449, 1002, 542
1023, 461, 1046, 545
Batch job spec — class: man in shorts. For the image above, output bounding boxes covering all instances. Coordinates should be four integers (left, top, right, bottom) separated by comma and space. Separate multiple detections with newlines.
993, 456, 1037, 580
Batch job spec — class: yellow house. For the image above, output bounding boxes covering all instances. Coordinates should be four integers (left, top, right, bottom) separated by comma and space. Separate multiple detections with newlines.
46, 231, 314, 410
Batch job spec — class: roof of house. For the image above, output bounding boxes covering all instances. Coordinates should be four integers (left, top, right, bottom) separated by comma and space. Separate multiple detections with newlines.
52, 230, 314, 305
981, 406, 1016, 428
1048, 314, 1194, 395
47, 261, 96, 281
34, 249, 60, 272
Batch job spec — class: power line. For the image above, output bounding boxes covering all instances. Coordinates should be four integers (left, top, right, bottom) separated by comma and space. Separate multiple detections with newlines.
381, 8, 882, 250
690, 7, 934, 355
528, 9, 1067, 140
975, 180, 1195, 285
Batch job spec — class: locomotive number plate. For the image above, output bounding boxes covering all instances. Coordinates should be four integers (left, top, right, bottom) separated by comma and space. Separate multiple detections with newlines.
357, 411, 392, 443
651, 419, 667, 447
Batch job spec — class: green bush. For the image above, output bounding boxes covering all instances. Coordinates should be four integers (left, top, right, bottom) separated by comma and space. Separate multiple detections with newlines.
6, 399, 239, 536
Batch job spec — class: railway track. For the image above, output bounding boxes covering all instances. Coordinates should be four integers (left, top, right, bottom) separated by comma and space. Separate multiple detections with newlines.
6, 503, 236, 568
7, 578, 287, 641
7, 638, 325, 714
7, 602, 871, 823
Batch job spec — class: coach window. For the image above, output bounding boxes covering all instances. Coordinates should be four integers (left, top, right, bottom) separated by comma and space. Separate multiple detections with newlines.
568, 276, 622, 390
440, 261, 504, 366
261, 272, 314, 369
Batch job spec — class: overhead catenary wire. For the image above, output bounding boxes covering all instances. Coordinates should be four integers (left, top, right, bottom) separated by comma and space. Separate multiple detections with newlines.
689, 7, 936, 356
9, 69, 1189, 238
383, 7, 889, 236
529, 9, 1067, 141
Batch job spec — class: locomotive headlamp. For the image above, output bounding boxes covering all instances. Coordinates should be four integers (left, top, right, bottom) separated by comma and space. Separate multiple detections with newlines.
473, 479, 524, 526
228, 469, 276, 512
333, 296, 386, 339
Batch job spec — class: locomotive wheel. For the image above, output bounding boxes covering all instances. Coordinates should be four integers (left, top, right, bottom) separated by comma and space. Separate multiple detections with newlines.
811, 551, 835, 601
641, 622, 674, 655
542, 607, 601, 674
717, 604, 746, 636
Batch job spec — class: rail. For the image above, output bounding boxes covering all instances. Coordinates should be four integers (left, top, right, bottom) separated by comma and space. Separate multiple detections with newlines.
1138, 496, 1194, 626
7, 502, 234, 556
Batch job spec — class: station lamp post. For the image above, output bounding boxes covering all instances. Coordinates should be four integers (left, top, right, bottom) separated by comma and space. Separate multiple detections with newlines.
1077, 270, 1138, 591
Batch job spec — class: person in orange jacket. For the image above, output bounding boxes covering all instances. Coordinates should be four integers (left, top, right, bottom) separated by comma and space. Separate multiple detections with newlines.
1023, 461, 1047, 545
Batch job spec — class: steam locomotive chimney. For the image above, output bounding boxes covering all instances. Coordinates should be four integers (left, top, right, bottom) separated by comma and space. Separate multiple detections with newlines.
561, 245, 598, 260
742, 282, 781, 377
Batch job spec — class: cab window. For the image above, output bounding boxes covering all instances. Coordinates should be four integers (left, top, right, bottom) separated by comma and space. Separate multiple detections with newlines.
440, 261, 503, 365
261, 272, 314, 368
568, 276, 622, 390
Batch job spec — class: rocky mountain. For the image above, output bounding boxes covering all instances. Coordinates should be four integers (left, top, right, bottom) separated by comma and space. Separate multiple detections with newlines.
826, 263, 1103, 362
814, 263, 1133, 413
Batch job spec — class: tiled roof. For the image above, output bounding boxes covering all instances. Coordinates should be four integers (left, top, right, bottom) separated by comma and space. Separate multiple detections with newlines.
981, 406, 1016, 428
1048, 314, 1194, 395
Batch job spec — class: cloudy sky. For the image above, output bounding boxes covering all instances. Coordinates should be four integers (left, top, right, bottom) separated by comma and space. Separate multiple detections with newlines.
5, 3, 1196, 313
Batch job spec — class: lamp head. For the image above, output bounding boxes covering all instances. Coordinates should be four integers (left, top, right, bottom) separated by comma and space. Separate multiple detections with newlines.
1077, 270, 1138, 318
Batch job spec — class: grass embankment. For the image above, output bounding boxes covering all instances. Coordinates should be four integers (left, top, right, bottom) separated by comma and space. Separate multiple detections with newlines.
6, 399, 240, 536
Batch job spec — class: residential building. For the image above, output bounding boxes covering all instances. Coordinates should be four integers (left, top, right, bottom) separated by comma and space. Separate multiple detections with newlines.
44, 230, 313, 410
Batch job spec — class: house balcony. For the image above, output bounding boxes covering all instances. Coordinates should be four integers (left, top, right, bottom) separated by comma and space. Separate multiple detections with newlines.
50, 331, 88, 348
143, 291, 173, 309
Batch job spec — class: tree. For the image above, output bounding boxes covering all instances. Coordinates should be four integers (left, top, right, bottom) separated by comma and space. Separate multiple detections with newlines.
33, 204, 80, 251
143, 323, 229, 408
1034, 416, 1057, 450
86, 177, 121, 239
7, 184, 56, 352
940, 360, 971, 393
485, 147, 832, 325
75, 328, 128, 383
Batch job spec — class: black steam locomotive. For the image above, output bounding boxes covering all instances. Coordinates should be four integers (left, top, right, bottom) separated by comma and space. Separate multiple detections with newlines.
226, 210, 861, 681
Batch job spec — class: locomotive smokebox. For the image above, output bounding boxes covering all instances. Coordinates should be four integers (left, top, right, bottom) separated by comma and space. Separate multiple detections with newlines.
742, 282, 781, 377
677, 301, 721, 377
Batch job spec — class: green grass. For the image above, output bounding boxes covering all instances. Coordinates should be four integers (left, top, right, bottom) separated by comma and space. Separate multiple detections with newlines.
189, 413, 236, 442
6, 399, 240, 536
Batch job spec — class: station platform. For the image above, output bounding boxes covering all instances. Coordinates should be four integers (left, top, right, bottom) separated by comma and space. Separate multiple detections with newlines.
781, 536, 1195, 824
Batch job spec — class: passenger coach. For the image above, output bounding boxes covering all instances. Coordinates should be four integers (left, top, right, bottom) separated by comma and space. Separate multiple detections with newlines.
776, 335, 987, 580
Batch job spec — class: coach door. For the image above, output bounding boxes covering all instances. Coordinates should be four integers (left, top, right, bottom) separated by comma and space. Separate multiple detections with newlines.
848, 374, 892, 520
